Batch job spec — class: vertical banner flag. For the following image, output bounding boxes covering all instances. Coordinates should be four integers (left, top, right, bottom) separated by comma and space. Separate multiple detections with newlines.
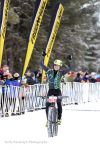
22, 0, 48, 76
0, 0, 10, 67
42, 3, 64, 82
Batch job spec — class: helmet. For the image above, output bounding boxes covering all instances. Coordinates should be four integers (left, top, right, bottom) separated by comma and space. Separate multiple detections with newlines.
54, 59, 62, 67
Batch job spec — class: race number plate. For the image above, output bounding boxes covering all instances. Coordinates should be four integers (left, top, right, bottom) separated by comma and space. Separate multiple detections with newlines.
48, 96, 57, 103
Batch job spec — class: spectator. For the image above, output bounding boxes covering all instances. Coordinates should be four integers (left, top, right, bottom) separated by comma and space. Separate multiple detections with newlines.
89, 72, 97, 83
81, 72, 89, 83
81, 77, 89, 83
12, 73, 21, 86
36, 68, 42, 83
42, 75, 48, 83
1, 73, 13, 117
4, 73, 13, 86
26, 72, 37, 85
64, 71, 75, 82
21, 76, 27, 86
2, 65, 10, 75
74, 72, 81, 82
0, 74, 4, 85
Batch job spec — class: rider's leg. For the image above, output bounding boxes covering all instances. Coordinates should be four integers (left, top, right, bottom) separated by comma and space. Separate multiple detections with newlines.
45, 102, 50, 127
57, 100, 62, 120
46, 102, 50, 119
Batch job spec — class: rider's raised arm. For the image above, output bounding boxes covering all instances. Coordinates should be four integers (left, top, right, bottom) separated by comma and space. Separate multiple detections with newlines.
60, 66, 71, 75
40, 57, 49, 72
60, 57, 73, 75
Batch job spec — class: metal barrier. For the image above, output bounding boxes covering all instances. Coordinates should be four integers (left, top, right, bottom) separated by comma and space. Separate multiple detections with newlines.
0, 82, 100, 117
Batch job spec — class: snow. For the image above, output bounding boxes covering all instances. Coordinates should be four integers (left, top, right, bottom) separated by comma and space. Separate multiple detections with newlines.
94, 1, 100, 6
0, 101, 100, 150
81, 1, 100, 9
80, 3, 91, 9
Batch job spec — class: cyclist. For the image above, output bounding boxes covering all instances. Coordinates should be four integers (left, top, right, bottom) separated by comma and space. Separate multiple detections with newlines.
40, 52, 72, 126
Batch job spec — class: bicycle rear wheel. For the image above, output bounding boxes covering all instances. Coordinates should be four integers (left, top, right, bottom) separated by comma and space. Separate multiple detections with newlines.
48, 107, 58, 137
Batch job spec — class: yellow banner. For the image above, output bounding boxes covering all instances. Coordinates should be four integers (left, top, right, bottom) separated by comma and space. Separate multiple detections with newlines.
22, 0, 48, 76
42, 3, 64, 82
0, 0, 10, 67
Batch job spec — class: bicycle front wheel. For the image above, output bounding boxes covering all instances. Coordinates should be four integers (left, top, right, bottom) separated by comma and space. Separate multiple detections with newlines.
48, 107, 58, 137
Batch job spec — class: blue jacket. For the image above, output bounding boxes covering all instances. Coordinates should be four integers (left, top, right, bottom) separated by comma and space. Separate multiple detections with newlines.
5, 79, 13, 86
12, 80, 21, 86
3, 79, 21, 97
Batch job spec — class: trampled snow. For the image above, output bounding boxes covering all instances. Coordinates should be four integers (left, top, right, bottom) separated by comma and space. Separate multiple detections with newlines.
0, 101, 100, 150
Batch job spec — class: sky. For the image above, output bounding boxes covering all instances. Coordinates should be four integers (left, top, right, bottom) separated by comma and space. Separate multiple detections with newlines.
0, 101, 100, 150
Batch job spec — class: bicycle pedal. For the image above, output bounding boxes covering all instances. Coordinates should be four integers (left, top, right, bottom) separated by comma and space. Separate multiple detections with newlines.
57, 120, 61, 125
45, 122, 48, 127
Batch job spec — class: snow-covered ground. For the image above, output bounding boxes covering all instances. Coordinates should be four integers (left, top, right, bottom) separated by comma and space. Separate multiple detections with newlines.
0, 101, 100, 150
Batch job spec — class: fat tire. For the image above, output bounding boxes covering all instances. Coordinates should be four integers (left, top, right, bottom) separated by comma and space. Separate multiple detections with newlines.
48, 107, 58, 137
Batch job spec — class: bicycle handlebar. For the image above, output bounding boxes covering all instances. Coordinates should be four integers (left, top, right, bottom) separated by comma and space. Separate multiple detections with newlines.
36, 96, 69, 99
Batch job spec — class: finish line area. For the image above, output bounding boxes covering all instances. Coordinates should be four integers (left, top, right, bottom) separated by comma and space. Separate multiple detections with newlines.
0, 100, 100, 150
